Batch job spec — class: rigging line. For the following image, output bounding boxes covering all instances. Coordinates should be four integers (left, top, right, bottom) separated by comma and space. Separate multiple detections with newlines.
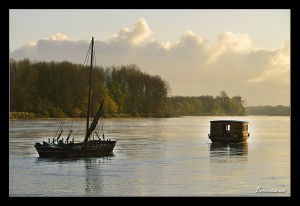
96, 120, 100, 133
56, 120, 65, 141
83, 42, 92, 66
66, 119, 74, 143
101, 114, 104, 132
94, 45, 96, 68
95, 131, 101, 140
54, 120, 64, 138
69, 119, 74, 132
54, 121, 61, 138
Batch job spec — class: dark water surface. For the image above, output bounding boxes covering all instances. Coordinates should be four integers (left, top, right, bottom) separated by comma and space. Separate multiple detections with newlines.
9, 116, 290, 196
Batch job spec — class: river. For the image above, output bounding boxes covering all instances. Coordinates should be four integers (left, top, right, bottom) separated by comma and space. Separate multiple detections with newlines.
9, 116, 290, 196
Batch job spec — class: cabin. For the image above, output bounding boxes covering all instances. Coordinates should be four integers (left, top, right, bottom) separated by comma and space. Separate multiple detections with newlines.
208, 120, 250, 143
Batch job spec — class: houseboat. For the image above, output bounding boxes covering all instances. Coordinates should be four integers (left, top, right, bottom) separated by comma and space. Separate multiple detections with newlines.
208, 120, 250, 143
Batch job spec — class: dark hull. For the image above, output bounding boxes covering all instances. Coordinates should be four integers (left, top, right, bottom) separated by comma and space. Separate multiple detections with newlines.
34, 141, 116, 158
209, 137, 248, 143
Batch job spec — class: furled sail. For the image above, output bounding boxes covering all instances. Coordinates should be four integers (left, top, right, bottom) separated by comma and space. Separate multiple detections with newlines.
83, 99, 104, 146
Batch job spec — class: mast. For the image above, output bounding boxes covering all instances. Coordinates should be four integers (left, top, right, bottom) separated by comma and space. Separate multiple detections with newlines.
83, 37, 94, 146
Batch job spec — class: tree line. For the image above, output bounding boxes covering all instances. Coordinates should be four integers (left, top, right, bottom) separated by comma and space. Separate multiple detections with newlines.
10, 59, 248, 118
10, 59, 169, 118
165, 91, 246, 116
245, 105, 290, 116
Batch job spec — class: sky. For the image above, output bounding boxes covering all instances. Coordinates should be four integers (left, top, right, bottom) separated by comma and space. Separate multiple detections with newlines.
9, 9, 290, 106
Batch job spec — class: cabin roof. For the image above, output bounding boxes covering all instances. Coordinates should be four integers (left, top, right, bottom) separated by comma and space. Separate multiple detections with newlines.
210, 120, 248, 123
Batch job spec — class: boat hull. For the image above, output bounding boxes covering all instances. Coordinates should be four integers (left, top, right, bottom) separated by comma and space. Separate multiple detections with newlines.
208, 136, 248, 143
34, 141, 116, 158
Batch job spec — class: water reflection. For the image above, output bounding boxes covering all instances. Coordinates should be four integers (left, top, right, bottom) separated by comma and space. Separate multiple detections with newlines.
35, 155, 114, 196
209, 142, 248, 162
35, 154, 114, 163
84, 155, 114, 195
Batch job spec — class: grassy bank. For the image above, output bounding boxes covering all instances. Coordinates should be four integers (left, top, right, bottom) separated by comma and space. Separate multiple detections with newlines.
10, 112, 48, 120
10, 112, 173, 120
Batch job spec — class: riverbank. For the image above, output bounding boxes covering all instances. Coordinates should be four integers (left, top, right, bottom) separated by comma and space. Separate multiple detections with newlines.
10, 111, 289, 120
10, 112, 48, 119
9, 112, 173, 120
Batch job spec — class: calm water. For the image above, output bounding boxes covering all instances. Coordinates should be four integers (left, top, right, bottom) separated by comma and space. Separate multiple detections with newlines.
9, 116, 290, 196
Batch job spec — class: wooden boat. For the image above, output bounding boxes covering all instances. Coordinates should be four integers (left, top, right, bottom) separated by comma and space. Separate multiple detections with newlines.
34, 37, 116, 158
208, 120, 250, 143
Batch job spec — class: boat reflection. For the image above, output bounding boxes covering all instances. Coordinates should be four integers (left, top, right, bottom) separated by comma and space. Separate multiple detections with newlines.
35, 154, 115, 162
209, 142, 248, 163
84, 154, 114, 195
209, 142, 249, 181
35, 154, 114, 196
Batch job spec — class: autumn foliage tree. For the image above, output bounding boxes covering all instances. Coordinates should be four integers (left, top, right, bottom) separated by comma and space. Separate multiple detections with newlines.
10, 59, 169, 117
10, 59, 247, 118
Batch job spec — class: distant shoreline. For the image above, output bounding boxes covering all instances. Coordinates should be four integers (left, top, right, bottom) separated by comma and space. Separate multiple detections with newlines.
9, 112, 289, 120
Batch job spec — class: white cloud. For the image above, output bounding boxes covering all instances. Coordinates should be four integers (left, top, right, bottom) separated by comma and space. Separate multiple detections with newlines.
107, 17, 151, 45
49, 33, 71, 41
9, 18, 290, 106
160, 41, 171, 51
179, 30, 203, 45
270, 41, 290, 67
171, 30, 204, 51
24, 41, 37, 47
207, 32, 252, 64
247, 41, 290, 84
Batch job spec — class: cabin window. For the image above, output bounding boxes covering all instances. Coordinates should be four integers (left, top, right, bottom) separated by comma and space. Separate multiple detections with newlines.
225, 124, 230, 131
213, 125, 221, 131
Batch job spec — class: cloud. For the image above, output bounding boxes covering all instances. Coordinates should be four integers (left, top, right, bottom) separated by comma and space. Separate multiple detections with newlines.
207, 32, 252, 64
49, 33, 71, 41
11, 41, 38, 60
10, 18, 290, 106
247, 41, 290, 84
107, 17, 151, 45
176, 30, 204, 47
169, 30, 205, 57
